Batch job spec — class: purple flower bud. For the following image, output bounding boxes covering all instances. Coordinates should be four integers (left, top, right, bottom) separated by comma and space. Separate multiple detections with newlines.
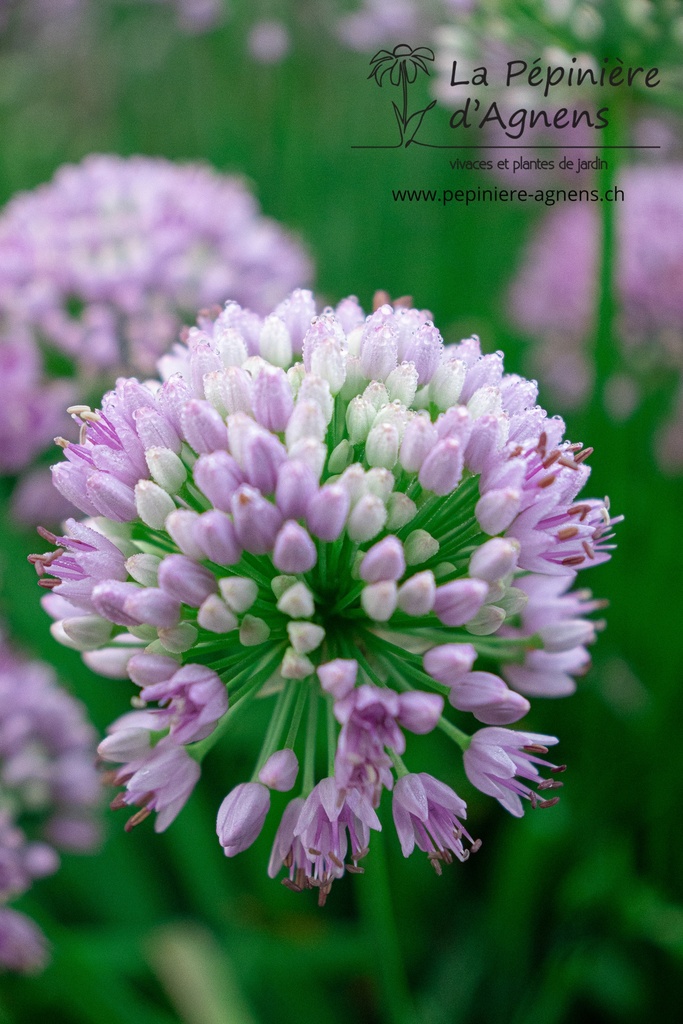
360, 536, 406, 583
193, 451, 243, 511
83, 644, 136, 678
433, 579, 488, 626
133, 406, 181, 454
258, 749, 299, 791
317, 658, 358, 699
91, 581, 142, 627
0, 908, 49, 974
360, 324, 398, 380
195, 510, 241, 565
475, 488, 522, 535
158, 554, 218, 607
252, 365, 294, 432
231, 485, 283, 555
166, 510, 205, 561
180, 399, 228, 454
306, 484, 350, 542
419, 438, 464, 496
423, 643, 477, 683
273, 521, 317, 573
242, 430, 287, 494
128, 652, 179, 687
397, 691, 444, 733
396, 571, 436, 616
86, 472, 137, 522
465, 415, 505, 475
51, 463, 100, 517
402, 322, 443, 384
448, 671, 530, 725
275, 459, 318, 519
123, 587, 181, 629
469, 538, 520, 582
217, 782, 270, 856
399, 413, 438, 472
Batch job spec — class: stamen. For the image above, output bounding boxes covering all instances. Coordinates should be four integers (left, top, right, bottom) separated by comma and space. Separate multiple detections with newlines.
575, 446, 593, 464
542, 450, 561, 469
582, 541, 595, 560
125, 807, 152, 831
308, 847, 321, 856
328, 851, 344, 869
557, 526, 579, 540
561, 555, 585, 567
538, 474, 556, 488
281, 879, 302, 893
54, 436, 71, 448
523, 744, 548, 754
537, 779, 563, 791
346, 864, 365, 874
537, 797, 560, 809
470, 839, 482, 853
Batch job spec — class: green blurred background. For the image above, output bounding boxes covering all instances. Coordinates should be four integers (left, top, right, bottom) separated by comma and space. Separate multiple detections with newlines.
0, 3, 682, 1023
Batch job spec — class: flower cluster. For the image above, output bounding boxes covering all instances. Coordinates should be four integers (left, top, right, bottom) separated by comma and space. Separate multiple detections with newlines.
0, 154, 311, 522
0, 633, 100, 972
33, 289, 618, 904
509, 164, 683, 471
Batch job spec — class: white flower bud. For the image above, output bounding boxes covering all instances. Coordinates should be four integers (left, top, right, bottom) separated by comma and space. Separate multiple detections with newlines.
277, 582, 315, 619
339, 355, 364, 400
365, 422, 399, 469
135, 480, 176, 530
361, 581, 398, 622
310, 339, 346, 395
286, 362, 307, 398
240, 615, 271, 647
281, 648, 315, 679
465, 605, 506, 635
328, 440, 354, 475
338, 463, 367, 504
285, 400, 327, 447
145, 447, 187, 494
467, 385, 503, 419
287, 438, 327, 479
362, 381, 390, 411
59, 615, 114, 651
364, 467, 394, 501
297, 375, 333, 423
197, 595, 238, 634
429, 359, 467, 410
287, 622, 326, 654
346, 396, 375, 444
404, 529, 439, 566
386, 361, 419, 406
259, 315, 292, 367
385, 493, 417, 530
158, 622, 199, 653
271, 575, 298, 599
125, 553, 162, 587
216, 327, 249, 367
219, 577, 258, 613
203, 367, 252, 417
496, 586, 528, 615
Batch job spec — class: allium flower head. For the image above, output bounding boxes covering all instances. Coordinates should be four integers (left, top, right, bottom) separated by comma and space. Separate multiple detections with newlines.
0, 154, 311, 520
0, 633, 100, 971
34, 289, 619, 903
509, 164, 683, 471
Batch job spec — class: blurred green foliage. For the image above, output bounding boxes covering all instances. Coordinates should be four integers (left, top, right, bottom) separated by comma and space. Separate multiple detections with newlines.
0, 4, 682, 1023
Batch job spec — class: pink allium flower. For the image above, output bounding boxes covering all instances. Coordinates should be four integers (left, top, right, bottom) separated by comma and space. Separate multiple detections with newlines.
34, 289, 618, 900
509, 165, 683, 472
0, 153, 311, 522
0, 632, 101, 971
463, 728, 564, 817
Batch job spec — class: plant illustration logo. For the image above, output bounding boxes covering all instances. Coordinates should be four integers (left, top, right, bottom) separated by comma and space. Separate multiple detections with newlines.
367, 44, 436, 148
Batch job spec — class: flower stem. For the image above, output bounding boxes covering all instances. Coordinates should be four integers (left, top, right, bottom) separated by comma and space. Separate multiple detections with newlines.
302, 684, 318, 795
357, 829, 417, 1024
285, 680, 308, 750
437, 715, 470, 750
326, 695, 337, 776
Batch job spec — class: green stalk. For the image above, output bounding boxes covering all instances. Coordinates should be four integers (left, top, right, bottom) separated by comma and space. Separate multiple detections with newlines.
302, 684, 319, 795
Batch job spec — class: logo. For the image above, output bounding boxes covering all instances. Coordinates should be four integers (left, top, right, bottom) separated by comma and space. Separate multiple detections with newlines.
364, 44, 436, 148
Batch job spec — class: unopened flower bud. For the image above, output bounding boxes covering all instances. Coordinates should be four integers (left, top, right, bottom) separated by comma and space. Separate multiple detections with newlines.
361, 581, 397, 622
404, 529, 439, 566
317, 658, 358, 699
135, 480, 176, 530
365, 422, 400, 469
197, 595, 238, 634
347, 494, 387, 542
276, 582, 315, 619
360, 536, 406, 583
423, 643, 477, 683
217, 782, 270, 856
287, 621, 325, 654
397, 571, 436, 616
219, 577, 258, 613
145, 447, 187, 494
258, 749, 299, 791
469, 538, 520, 582
433, 579, 488, 626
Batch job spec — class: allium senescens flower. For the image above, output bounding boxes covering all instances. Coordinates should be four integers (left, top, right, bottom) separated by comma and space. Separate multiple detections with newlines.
509, 165, 683, 472
0, 153, 310, 523
0, 633, 101, 972
33, 289, 619, 904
